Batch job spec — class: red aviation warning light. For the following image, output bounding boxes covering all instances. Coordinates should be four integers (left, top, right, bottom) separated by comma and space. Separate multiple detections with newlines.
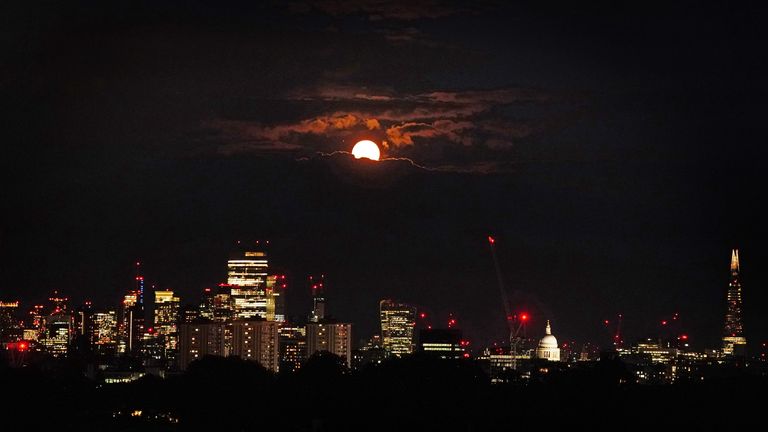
488, 235, 495, 244
520, 313, 529, 322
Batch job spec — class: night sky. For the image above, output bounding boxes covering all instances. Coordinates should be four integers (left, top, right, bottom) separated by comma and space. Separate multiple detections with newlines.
2, 1, 766, 350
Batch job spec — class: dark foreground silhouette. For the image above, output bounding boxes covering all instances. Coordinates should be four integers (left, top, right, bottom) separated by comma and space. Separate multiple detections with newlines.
2, 352, 765, 431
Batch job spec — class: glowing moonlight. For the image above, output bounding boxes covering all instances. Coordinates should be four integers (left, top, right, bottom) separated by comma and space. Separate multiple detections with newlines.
351, 140, 381, 161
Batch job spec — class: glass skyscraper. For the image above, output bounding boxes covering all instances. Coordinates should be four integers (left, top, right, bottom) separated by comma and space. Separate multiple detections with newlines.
379, 299, 416, 357
722, 249, 747, 355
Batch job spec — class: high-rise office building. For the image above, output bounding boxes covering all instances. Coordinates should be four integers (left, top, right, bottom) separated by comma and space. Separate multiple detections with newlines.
211, 285, 233, 322
306, 321, 352, 367
379, 299, 416, 357
181, 305, 200, 324
119, 263, 146, 355
308, 275, 326, 323
93, 311, 118, 355
41, 311, 72, 357
37, 292, 72, 357
723, 249, 747, 356
72, 301, 95, 354
199, 287, 215, 321
154, 290, 181, 362
0, 301, 21, 343
418, 328, 465, 359
228, 248, 269, 320
26, 304, 45, 340
230, 320, 280, 372
266, 275, 287, 323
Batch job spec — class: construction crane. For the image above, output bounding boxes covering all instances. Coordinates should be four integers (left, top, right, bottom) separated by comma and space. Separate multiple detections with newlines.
603, 313, 624, 349
488, 235, 528, 369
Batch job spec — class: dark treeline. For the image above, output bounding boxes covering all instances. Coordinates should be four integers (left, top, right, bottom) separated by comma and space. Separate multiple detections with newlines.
2, 352, 764, 431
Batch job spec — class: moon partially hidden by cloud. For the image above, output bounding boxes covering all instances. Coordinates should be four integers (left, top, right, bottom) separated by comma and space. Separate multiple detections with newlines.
351, 140, 381, 160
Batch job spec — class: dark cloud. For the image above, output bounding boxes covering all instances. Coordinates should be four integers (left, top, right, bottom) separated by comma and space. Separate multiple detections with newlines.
201, 84, 567, 171
287, 0, 483, 21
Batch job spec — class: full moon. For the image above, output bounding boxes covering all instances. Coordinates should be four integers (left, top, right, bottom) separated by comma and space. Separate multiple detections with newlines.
351, 140, 381, 161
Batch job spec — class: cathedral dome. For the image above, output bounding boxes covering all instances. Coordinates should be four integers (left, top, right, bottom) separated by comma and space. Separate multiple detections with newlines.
535, 321, 561, 361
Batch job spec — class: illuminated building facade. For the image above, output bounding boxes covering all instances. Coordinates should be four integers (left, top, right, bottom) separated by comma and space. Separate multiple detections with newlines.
38, 292, 72, 357
154, 290, 180, 362
42, 311, 72, 357
26, 304, 45, 339
72, 301, 94, 353
178, 320, 280, 371
230, 320, 280, 372
535, 321, 561, 362
227, 249, 269, 320
352, 335, 386, 369
266, 274, 287, 322
418, 328, 465, 359
306, 321, 352, 367
621, 339, 679, 384
178, 321, 226, 369
379, 299, 416, 357
0, 301, 22, 343
120, 264, 146, 355
279, 324, 306, 373
212, 286, 233, 322
722, 249, 747, 356
93, 311, 118, 355
199, 287, 215, 320
477, 347, 533, 383
181, 305, 200, 324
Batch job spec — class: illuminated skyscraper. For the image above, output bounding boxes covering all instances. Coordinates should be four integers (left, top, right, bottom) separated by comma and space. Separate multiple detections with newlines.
722, 249, 747, 356
154, 290, 181, 363
119, 263, 146, 355
72, 301, 95, 354
228, 248, 269, 319
199, 287, 215, 321
379, 299, 416, 357
37, 291, 72, 357
308, 275, 326, 323
42, 315, 72, 357
93, 311, 118, 355
266, 274, 287, 323
306, 321, 352, 367
0, 301, 21, 343
212, 285, 233, 322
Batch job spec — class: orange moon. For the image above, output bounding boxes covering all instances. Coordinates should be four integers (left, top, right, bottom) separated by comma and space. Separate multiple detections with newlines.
351, 140, 381, 161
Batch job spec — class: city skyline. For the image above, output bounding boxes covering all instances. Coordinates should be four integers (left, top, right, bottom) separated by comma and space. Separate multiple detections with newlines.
1, 246, 757, 354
